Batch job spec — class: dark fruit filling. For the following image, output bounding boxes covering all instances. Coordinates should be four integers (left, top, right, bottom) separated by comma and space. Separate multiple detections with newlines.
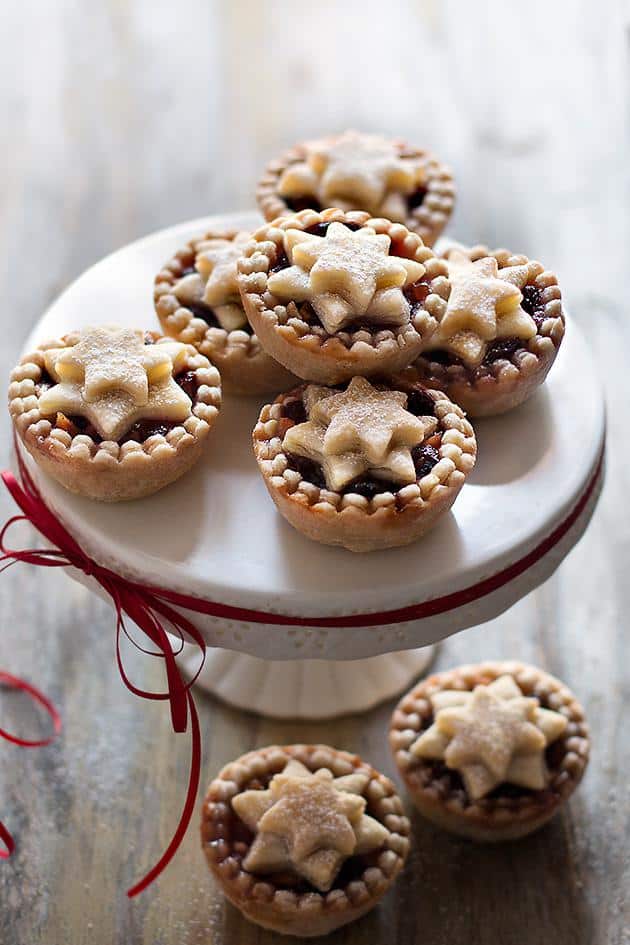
304, 221, 361, 237
418, 278, 556, 372
520, 284, 547, 327
413, 702, 570, 808
173, 265, 251, 333
412, 443, 440, 478
284, 187, 428, 217
406, 388, 436, 417
270, 221, 366, 277
407, 186, 428, 211
208, 769, 385, 894
42, 363, 198, 445
483, 338, 523, 363
285, 195, 322, 214
282, 386, 440, 498
282, 397, 307, 425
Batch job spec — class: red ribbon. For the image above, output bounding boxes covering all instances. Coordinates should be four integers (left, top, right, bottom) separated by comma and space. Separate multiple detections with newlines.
1, 446, 206, 897
0, 670, 62, 859
0, 431, 604, 893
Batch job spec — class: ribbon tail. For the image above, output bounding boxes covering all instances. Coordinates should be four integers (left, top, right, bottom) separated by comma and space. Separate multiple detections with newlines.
0, 821, 15, 860
126, 689, 201, 898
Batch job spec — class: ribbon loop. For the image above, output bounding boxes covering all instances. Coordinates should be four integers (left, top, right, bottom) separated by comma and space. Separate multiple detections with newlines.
1, 448, 205, 896
0, 670, 62, 859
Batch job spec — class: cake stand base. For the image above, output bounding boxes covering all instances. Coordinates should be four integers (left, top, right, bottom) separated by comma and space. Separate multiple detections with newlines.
177, 644, 436, 719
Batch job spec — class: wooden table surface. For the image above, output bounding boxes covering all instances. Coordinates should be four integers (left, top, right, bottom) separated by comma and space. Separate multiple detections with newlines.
1, 2, 628, 943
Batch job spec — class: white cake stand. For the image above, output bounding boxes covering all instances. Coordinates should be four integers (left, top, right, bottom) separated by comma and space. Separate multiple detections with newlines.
20, 213, 605, 718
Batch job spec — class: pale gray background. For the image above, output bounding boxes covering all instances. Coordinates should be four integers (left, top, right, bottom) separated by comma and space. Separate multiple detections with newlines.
0, 2, 628, 944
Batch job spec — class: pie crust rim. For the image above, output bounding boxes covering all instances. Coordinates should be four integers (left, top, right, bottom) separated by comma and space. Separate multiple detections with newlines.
238, 208, 448, 385
253, 379, 477, 553
201, 743, 410, 938
389, 660, 589, 842
255, 134, 456, 247
406, 246, 566, 417
154, 228, 297, 396
8, 331, 221, 502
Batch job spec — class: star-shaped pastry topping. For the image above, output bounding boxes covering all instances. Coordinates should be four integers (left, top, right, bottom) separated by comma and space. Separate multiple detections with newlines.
425, 251, 537, 367
232, 758, 388, 892
278, 131, 426, 222
267, 222, 425, 334
38, 327, 192, 441
47, 326, 178, 404
283, 377, 436, 491
173, 232, 251, 332
410, 675, 568, 800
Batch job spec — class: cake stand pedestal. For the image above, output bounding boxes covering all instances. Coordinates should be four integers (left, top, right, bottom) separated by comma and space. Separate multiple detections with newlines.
22, 213, 605, 719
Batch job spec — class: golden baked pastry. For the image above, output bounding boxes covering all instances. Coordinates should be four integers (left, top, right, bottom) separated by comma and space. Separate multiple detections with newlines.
404, 245, 566, 416
253, 375, 476, 552
390, 661, 589, 842
257, 130, 455, 245
201, 744, 409, 937
238, 208, 448, 384
9, 325, 221, 501
154, 228, 297, 395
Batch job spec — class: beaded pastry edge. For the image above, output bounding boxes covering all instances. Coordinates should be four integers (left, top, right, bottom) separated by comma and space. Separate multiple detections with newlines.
201, 744, 409, 935
9, 334, 220, 477
411, 245, 565, 409
390, 661, 589, 830
153, 229, 290, 377
254, 384, 476, 517
238, 208, 447, 361
255, 140, 456, 247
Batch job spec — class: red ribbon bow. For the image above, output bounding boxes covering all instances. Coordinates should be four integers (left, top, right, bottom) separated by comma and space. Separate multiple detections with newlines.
1, 447, 205, 897
0, 430, 605, 896
0, 670, 62, 859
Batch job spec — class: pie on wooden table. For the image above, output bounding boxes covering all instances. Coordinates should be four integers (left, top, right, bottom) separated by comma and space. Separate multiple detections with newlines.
253, 375, 476, 552
390, 661, 589, 841
238, 208, 450, 384
402, 245, 566, 416
256, 130, 455, 246
201, 744, 409, 937
8, 325, 221, 501
154, 228, 297, 395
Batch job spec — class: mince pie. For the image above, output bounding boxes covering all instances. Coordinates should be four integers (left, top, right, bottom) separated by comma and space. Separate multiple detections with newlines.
238, 208, 448, 384
154, 228, 297, 395
256, 130, 455, 246
201, 744, 409, 937
253, 375, 476, 552
390, 661, 589, 842
8, 325, 221, 501
404, 245, 566, 416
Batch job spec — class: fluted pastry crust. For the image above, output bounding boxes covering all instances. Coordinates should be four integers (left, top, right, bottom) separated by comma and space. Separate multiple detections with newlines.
201, 744, 409, 938
253, 378, 476, 552
390, 661, 589, 842
154, 228, 297, 396
9, 331, 221, 501
405, 245, 566, 417
238, 208, 448, 385
256, 133, 455, 246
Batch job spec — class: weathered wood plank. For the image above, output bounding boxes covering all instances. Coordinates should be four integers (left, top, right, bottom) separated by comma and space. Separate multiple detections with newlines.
1, 1, 628, 943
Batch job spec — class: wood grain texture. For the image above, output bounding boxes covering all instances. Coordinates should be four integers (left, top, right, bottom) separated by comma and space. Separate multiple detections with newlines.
0, 0, 628, 943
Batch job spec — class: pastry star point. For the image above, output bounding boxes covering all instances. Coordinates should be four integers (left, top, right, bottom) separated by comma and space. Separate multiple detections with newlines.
410, 674, 568, 800
268, 223, 424, 334
232, 757, 388, 892
38, 327, 192, 441
428, 252, 537, 367
283, 377, 434, 492
49, 326, 178, 405
280, 131, 425, 221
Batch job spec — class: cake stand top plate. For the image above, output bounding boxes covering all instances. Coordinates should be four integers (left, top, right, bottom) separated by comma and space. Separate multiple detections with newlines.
20, 213, 605, 658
